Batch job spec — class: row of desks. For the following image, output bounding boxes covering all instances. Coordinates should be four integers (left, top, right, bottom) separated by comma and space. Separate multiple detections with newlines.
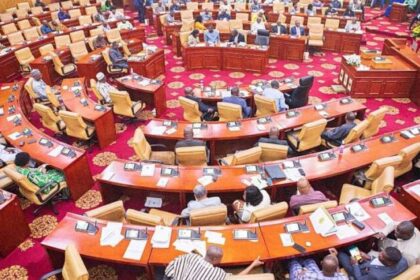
41, 194, 416, 279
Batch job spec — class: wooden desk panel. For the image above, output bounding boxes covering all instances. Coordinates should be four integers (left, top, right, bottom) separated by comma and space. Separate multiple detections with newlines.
128, 49, 166, 79
76, 49, 108, 83
397, 180, 420, 229
184, 46, 223, 70
389, 3, 408, 23
61, 78, 116, 149
323, 30, 362, 54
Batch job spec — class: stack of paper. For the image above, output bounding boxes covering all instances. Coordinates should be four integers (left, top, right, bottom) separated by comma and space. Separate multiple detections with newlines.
173, 239, 206, 257
335, 224, 358, 240
205, 231, 225, 245
283, 168, 303, 182
280, 233, 294, 247
141, 164, 155, 177
151, 226, 172, 248
197, 175, 214, 186
48, 145, 64, 157
409, 184, 420, 197
100, 222, 124, 247
309, 207, 337, 237
345, 202, 370, 221
123, 240, 147, 260
151, 126, 166, 135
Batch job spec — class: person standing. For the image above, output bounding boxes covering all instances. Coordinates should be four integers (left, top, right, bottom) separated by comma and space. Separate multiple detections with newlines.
134, 0, 145, 23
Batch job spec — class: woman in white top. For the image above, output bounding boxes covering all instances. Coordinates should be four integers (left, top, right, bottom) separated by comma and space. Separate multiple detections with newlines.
187, 29, 200, 46
233, 185, 271, 223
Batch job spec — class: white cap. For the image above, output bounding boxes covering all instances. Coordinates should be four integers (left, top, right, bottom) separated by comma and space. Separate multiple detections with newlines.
96, 72, 105, 80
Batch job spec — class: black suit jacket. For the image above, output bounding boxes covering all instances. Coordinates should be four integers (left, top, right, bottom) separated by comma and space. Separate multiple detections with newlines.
228, 33, 245, 43
271, 25, 287, 34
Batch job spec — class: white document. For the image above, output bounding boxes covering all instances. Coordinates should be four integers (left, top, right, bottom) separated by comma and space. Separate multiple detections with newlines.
157, 177, 169, 187
309, 207, 337, 237
197, 175, 214, 186
0, 86, 10, 90
335, 224, 358, 240
409, 184, 420, 197
205, 231, 223, 239
165, 127, 177, 135
284, 168, 303, 182
100, 222, 124, 247
145, 197, 162, 208
283, 161, 295, 169
345, 202, 370, 222
319, 111, 329, 118
0, 107, 4, 115
102, 171, 115, 181
257, 124, 266, 131
280, 233, 294, 247
123, 240, 147, 260
207, 236, 225, 245
205, 231, 225, 245
139, 79, 151, 87
141, 164, 155, 177
48, 145, 63, 157
378, 213, 394, 226
151, 126, 166, 135
8, 132, 21, 140
228, 126, 240, 132
250, 175, 268, 190
173, 240, 206, 257
6, 114, 21, 122
151, 226, 172, 248
192, 129, 201, 137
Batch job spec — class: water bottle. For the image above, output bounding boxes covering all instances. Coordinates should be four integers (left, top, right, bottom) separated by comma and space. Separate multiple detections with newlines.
338, 144, 344, 159
200, 80, 204, 91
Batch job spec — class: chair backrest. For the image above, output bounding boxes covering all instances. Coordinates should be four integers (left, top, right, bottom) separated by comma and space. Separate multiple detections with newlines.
39, 44, 55, 56
2, 23, 18, 35
15, 47, 35, 66
109, 91, 135, 117
180, 10, 193, 20
342, 120, 369, 144
79, 0, 90, 6
290, 16, 304, 26
30, 7, 43, 16
33, 103, 62, 132
101, 48, 113, 67
126, 209, 164, 226
23, 26, 39, 41
176, 146, 207, 166
254, 94, 277, 117
85, 6, 98, 16
70, 30, 86, 43
186, 2, 198, 10
90, 27, 104, 37
392, 264, 420, 280
48, 2, 61, 11
235, 2, 247, 11
325, 18, 340, 29
85, 200, 125, 222
217, 102, 243, 121
69, 41, 88, 60
258, 142, 288, 162
79, 15, 93, 25
17, 2, 30, 10
62, 244, 89, 280
396, 143, 420, 177
61, 1, 74, 9
59, 110, 89, 139
129, 128, 152, 160
249, 202, 288, 223
298, 200, 338, 215
5, 8, 17, 14
90, 79, 105, 103
55, 35, 72, 49
202, 2, 214, 10
235, 12, 249, 22
307, 16, 321, 27
180, 19, 194, 32
226, 274, 275, 280
15, 9, 28, 19
273, 2, 285, 13
363, 107, 388, 138
231, 146, 262, 166
215, 20, 230, 33
179, 31, 190, 47
371, 166, 394, 195
179, 96, 201, 122
365, 155, 402, 181
190, 205, 227, 226
288, 76, 313, 109
229, 19, 243, 30
0, 13, 14, 23
297, 118, 328, 149
3, 166, 40, 203
24, 77, 37, 100
8, 31, 25, 45
17, 19, 31, 30
49, 51, 66, 76
159, 14, 167, 25
308, 23, 324, 39
106, 28, 122, 43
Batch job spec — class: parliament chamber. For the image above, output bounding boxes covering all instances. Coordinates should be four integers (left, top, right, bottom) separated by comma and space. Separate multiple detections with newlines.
0, 0, 419, 279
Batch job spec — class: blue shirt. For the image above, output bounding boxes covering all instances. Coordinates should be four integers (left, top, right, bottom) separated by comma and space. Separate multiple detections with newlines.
58, 11, 70, 21
222, 96, 252, 117
204, 30, 220, 43
262, 88, 288, 111
218, 12, 231, 20
40, 24, 53, 34
200, 12, 213, 21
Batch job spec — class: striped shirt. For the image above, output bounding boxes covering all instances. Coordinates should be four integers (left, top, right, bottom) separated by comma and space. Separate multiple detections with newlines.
165, 253, 228, 280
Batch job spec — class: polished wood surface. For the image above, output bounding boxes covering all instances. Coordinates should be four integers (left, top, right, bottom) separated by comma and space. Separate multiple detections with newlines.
323, 30, 362, 54
389, 3, 408, 23
61, 78, 116, 149
128, 49, 166, 79
397, 180, 420, 229
0, 83, 93, 200
0, 191, 30, 257
30, 48, 72, 86
115, 74, 167, 117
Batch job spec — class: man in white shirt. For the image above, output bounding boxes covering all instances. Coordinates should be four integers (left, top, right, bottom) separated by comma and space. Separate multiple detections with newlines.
117, 19, 134, 30
181, 185, 222, 217
0, 134, 20, 166
251, 17, 266, 34
95, 72, 117, 103
345, 19, 361, 32
30, 69, 48, 101
262, 80, 288, 111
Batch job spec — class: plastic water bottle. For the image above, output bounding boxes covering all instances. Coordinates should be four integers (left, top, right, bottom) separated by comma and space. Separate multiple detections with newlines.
338, 145, 344, 159
200, 80, 204, 91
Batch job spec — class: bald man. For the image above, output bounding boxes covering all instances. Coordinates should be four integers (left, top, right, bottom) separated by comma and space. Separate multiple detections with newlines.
289, 250, 348, 280
289, 177, 328, 213
222, 87, 252, 118
164, 245, 264, 280
184, 87, 217, 121
256, 126, 293, 155
175, 127, 207, 149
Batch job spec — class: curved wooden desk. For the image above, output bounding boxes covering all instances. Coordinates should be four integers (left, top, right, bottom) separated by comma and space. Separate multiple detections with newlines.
184, 44, 269, 73
397, 180, 420, 228
143, 97, 366, 161
97, 125, 419, 206
61, 78, 117, 149
41, 195, 415, 280
0, 83, 93, 200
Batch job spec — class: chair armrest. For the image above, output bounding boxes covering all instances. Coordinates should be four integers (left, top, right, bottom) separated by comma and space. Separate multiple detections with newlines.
287, 131, 300, 149
218, 158, 229, 166
142, 159, 164, 164
171, 217, 181, 226
40, 269, 63, 280
35, 181, 60, 202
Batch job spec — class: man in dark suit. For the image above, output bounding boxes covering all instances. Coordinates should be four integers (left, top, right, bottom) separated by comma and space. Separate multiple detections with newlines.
338, 247, 408, 280
290, 20, 305, 37
134, 0, 145, 23
175, 127, 206, 149
184, 87, 217, 121
109, 42, 128, 69
321, 112, 356, 146
229, 29, 245, 44
271, 22, 287, 35
256, 126, 293, 155
222, 87, 252, 118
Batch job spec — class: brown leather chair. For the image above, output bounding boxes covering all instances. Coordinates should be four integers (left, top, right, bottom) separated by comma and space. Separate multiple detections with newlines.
40, 244, 88, 280
323, 119, 369, 148
362, 107, 388, 139
109, 90, 145, 118
215, 20, 230, 33
189, 205, 227, 226
227, 274, 275, 280
217, 102, 243, 121
287, 118, 327, 152
33, 103, 66, 134
339, 166, 395, 204
79, 15, 93, 26
249, 202, 288, 223
0, 13, 14, 23
180, 10, 194, 20
254, 95, 278, 117
258, 142, 288, 162
90, 79, 108, 105
298, 200, 338, 215
395, 143, 420, 178
220, 146, 262, 166
179, 96, 202, 122
129, 128, 175, 165
176, 146, 208, 166
24, 77, 50, 105
126, 208, 179, 226
392, 265, 420, 280
85, 200, 126, 222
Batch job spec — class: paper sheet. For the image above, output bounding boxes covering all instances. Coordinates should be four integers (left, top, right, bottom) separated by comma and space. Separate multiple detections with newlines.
173, 239, 206, 257
283, 168, 303, 182
48, 145, 63, 157
8, 132, 21, 140
335, 224, 358, 240
280, 233, 294, 247
205, 231, 225, 245
151, 226, 172, 248
6, 114, 21, 122
165, 127, 177, 135
345, 202, 370, 222
197, 175, 213, 186
123, 240, 147, 260
100, 222, 124, 247
140, 164, 155, 177
151, 126, 166, 135
409, 184, 420, 197
257, 124, 266, 131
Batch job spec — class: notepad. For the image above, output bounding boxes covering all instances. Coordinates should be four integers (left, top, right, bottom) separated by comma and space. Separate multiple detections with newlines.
140, 164, 155, 177
102, 172, 115, 181
123, 240, 147, 260
100, 222, 124, 247
280, 233, 294, 247
6, 114, 21, 122
197, 175, 214, 186
151, 226, 172, 248
257, 124, 266, 131
48, 145, 63, 157
335, 224, 358, 240
8, 132, 22, 140
165, 127, 177, 135
283, 168, 303, 182
145, 197, 162, 208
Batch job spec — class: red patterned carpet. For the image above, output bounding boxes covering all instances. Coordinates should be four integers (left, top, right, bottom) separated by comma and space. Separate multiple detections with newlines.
0, 10, 419, 280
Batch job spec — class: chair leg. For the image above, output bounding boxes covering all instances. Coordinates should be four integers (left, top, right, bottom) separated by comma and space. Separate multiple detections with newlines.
33, 202, 50, 216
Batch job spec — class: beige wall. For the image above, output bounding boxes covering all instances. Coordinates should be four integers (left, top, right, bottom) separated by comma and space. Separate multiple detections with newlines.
0, 0, 54, 13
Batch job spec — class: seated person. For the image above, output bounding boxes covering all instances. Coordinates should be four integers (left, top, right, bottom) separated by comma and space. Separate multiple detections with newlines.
200, 9, 213, 21
338, 247, 408, 280
343, 7, 355, 17
256, 126, 293, 155
262, 80, 288, 112
95, 11, 107, 23
331, 0, 342, 9
40, 20, 54, 35
289, 4, 298, 14
165, 245, 264, 279
100, 0, 114, 12
180, 185, 222, 217
184, 87, 217, 121
166, 11, 176, 24
0, 134, 20, 168
101, 22, 111, 32
306, 4, 316, 16
204, 25, 220, 44
169, 1, 181, 12
93, 34, 108, 49
289, 177, 328, 213
222, 87, 252, 118
109, 41, 128, 70
371, 221, 420, 267
194, 15, 206, 31
30, 69, 49, 101
95, 72, 116, 103
232, 185, 271, 223
271, 21, 287, 35
14, 152, 65, 193
312, 0, 324, 8
217, 9, 231, 20
117, 19, 134, 30
289, 249, 348, 280
219, 0, 232, 12
345, 19, 361, 32
108, 7, 125, 21
51, 20, 68, 32
153, 3, 166, 14
175, 127, 206, 149
325, 4, 338, 16
290, 20, 305, 37
251, 11, 266, 23
188, 29, 200, 46
57, 8, 70, 21
251, 17, 266, 34
229, 29, 245, 44
35, 0, 46, 7
321, 112, 356, 146
351, 0, 364, 11
250, 0, 261, 12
